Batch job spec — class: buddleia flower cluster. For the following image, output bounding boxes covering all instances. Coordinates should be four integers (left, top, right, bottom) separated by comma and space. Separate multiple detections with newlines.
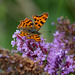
44, 31, 75, 75
0, 48, 48, 75
11, 31, 50, 66
11, 17, 75, 75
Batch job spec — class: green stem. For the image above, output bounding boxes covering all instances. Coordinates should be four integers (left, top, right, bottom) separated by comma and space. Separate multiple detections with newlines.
44, 45, 50, 69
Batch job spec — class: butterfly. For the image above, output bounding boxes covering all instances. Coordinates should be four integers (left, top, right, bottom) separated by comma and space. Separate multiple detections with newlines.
17, 13, 48, 42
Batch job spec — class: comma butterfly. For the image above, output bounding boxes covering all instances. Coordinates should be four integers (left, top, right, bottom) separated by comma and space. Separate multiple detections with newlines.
17, 13, 48, 42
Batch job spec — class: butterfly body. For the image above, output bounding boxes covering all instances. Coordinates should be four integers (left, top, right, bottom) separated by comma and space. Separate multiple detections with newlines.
28, 29, 41, 35
17, 13, 48, 41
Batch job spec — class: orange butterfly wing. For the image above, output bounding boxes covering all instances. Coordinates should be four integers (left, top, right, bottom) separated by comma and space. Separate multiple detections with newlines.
19, 31, 30, 36
27, 34, 41, 42
17, 18, 33, 30
33, 13, 48, 31
17, 13, 48, 42
17, 18, 33, 37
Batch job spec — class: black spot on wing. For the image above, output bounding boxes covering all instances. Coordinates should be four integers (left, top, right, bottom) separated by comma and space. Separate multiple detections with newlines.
23, 23, 25, 26
40, 21, 44, 24
29, 23, 33, 26
45, 18, 47, 20
30, 23, 33, 25
37, 20, 39, 21
29, 36, 31, 37
36, 36, 39, 38
38, 24, 41, 27
29, 25, 31, 26
43, 17, 47, 20
34, 19, 36, 21
35, 22, 37, 25
26, 21, 30, 23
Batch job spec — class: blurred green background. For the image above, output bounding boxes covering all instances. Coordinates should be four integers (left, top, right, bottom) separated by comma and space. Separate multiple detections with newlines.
0, 0, 75, 50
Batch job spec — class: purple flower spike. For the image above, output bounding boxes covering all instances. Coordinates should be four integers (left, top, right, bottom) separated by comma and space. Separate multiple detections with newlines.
51, 22, 55, 25
11, 39, 15, 47
57, 17, 60, 21
44, 30, 74, 74
11, 30, 50, 65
